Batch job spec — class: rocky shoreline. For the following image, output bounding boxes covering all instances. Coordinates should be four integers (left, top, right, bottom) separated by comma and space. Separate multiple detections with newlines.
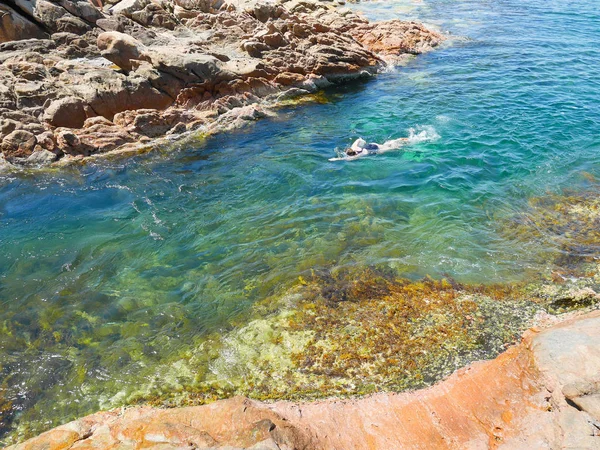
0, 0, 442, 169
9, 308, 600, 449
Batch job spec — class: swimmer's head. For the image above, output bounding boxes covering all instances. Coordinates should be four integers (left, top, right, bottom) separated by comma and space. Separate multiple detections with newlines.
345, 148, 358, 156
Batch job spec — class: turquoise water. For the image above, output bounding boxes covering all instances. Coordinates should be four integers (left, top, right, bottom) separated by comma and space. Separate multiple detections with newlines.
2, 0, 600, 442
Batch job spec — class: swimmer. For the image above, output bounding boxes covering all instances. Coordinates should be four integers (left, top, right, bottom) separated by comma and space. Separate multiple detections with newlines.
344, 137, 409, 157
344, 138, 377, 157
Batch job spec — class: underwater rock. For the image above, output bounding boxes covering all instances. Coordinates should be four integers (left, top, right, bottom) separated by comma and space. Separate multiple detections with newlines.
500, 189, 600, 277
10, 310, 600, 449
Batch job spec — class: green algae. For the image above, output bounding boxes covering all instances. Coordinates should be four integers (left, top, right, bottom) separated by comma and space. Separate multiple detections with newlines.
118, 269, 549, 411
275, 90, 332, 107
500, 188, 600, 277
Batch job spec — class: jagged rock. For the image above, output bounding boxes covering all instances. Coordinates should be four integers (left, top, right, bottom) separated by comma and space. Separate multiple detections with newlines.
0, 119, 19, 140
262, 32, 288, 48
251, 2, 285, 22
55, 15, 91, 33
1, 129, 37, 158
149, 51, 233, 84
133, 62, 184, 99
114, 108, 174, 137
352, 19, 443, 62
274, 71, 305, 85
0, 153, 15, 171
110, 0, 151, 16
56, 129, 80, 149
75, 116, 139, 153
172, 0, 222, 12
110, 0, 178, 29
241, 40, 271, 58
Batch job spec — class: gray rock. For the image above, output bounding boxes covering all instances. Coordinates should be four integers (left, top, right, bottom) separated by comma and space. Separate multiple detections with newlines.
55, 15, 91, 34
26, 149, 58, 166
30, 0, 69, 27
150, 51, 232, 84
0, 153, 15, 171
55, 0, 104, 23
110, 0, 150, 16
0, 38, 56, 55
172, 0, 222, 12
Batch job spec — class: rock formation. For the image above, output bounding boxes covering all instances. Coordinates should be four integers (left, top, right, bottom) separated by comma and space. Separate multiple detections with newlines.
0, 0, 443, 168
9, 310, 600, 449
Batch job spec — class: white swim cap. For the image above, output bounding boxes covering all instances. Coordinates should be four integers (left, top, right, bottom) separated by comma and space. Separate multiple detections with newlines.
355, 138, 367, 148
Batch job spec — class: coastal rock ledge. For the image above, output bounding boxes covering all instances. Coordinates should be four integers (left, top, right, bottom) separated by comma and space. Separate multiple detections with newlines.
9, 310, 600, 449
0, 0, 442, 168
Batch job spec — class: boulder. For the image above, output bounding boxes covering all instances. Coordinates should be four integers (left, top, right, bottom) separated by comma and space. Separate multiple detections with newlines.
55, 0, 104, 24
110, 0, 177, 29
62, 67, 173, 119
150, 51, 233, 84
1, 129, 37, 158
43, 97, 88, 128
97, 31, 150, 72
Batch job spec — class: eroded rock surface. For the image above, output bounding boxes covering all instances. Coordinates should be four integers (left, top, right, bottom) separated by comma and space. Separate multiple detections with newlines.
9, 310, 600, 449
0, 0, 443, 168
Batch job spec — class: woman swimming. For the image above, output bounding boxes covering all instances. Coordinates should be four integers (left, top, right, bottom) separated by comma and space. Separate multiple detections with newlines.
344, 137, 409, 157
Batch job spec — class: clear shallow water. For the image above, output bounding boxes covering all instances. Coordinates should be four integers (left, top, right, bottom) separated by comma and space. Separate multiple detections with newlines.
2, 0, 600, 442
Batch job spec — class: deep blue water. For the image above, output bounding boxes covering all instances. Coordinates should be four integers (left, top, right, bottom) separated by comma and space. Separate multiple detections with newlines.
1, 0, 600, 442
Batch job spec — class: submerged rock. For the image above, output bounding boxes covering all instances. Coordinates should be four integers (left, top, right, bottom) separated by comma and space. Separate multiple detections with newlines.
10, 310, 600, 449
